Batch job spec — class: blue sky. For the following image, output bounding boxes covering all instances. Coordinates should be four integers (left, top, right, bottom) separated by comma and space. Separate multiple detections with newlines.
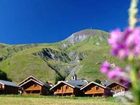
0, 0, 139, 44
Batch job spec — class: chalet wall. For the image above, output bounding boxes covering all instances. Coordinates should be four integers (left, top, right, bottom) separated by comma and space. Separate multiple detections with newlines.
41, 86, 50, 95
22, 81, 42, 94
0, 85, 18, 94
54, 84, 74, 95
21, 81, 49, 95
111, 85, 126, 93
0, 84, 3, 90
4, 86, 18, 94
83, 84, 105, 95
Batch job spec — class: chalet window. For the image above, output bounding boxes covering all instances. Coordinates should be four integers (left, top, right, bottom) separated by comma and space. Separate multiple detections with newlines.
66, 86, 68, 90
96, 87, 99, 90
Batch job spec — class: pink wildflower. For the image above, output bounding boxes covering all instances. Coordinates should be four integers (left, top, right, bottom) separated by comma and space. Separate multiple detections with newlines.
100, 61, 129, 82
109, 27, 140, 59
107, 67, 122, 79
100, 61, 111, 74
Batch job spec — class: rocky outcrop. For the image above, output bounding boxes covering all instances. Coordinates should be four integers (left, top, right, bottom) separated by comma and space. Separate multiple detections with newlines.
33, 48, 71, 63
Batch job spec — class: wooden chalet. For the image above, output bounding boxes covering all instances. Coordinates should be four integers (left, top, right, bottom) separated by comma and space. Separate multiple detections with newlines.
50, 80, 88, 96
107, 82, 128, 94
0, 80, 19, 94
18, 76, 50, 95
80, 81, 111, 96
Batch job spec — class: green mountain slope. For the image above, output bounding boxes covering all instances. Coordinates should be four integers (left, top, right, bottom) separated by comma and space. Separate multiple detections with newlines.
0, 29, 126, 84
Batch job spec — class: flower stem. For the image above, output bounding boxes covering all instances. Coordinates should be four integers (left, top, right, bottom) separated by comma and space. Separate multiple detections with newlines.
130, 66, 140, 105
129, 0, 139, 28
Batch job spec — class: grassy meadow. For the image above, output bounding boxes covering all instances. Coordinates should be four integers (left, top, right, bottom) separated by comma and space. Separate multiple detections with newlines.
0, 95, 133, 105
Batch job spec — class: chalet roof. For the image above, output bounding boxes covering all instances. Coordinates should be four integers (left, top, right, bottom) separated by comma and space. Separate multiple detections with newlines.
18, 75, 50, 88
80, 81, 107, 90
0, 80, 18, 87
50, 80, 88, 90
107, 82, 128, 89
50, 81, 74, 90
101, 80, 112, 86
67, 80, 88, 88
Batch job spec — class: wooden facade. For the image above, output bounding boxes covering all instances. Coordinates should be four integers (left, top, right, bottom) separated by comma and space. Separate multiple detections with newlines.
18, 76, 50, 95
107, 82, 128, 94
50, 81, 80, 96
0, 80, 19, 94
81, 82, 111, 96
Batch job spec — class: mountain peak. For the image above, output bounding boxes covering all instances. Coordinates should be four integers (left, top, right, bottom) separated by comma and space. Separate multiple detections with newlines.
66, 29, 108, 44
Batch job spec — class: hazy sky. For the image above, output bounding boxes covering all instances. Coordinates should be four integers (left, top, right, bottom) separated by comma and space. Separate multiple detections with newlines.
0, 0, 139, 44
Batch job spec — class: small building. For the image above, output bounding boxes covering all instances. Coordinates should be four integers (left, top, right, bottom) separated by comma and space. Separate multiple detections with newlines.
107, 82, 128, 94
80, 81, 111, 96
18, 76, 50, 95
0, 80, 19, 94
50, 80, 88, 96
